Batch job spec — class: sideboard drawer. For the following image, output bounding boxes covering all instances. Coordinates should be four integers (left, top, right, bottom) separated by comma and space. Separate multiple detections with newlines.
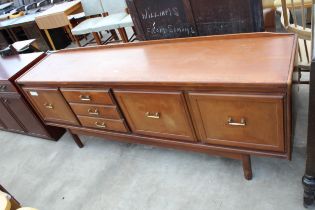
78, 116, 128, 132
23, 88, 80, 126
114, 91, 196, 142
70, 103, 121, 119
61, 89, 114, 105
188, 93, 285, 152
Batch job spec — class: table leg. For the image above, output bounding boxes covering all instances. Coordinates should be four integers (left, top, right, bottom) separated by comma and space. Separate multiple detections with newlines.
44, 29, 56, 50
303, 175, 315, 207
242, 154, 253, 180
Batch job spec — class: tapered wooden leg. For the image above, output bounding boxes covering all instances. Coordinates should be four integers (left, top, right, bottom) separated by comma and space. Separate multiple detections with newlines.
242, 155, 252, 180
118, 28, 128, 43
110, 29, 119, 40
92, 32, 102, 45
68, 130, 84, 148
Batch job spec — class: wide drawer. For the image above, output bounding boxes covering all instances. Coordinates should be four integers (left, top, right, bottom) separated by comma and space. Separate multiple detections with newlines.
78, 116, 128, 133
188, 93, 285, 152
0, 82, 16, 93
114, 90, 196, 142
70, 103, 121, 119
61, 89, 114, 105
23, 88, 80, 126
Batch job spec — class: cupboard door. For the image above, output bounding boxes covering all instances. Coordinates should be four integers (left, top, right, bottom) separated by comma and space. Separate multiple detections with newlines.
115, 91, 196, 141
188, 93, 285, 152
0, 99, 24, 132
23, 88, 80, 126
2, 94, 49, 137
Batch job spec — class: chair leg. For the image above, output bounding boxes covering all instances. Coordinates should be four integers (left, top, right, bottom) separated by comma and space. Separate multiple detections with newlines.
73, 35, 81, 47
110, 29, 119, 41
92, 32, 102, 45
118, 28, 128, 43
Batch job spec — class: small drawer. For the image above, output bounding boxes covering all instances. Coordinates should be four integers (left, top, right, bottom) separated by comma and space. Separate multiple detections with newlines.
78, 116, 128, 133
70, 103, 121, 119
0, 82, 16, 93
61, 89, 114, 105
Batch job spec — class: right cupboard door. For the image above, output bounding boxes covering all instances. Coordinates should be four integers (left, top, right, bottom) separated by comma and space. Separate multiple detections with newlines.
188, 93, 285, 152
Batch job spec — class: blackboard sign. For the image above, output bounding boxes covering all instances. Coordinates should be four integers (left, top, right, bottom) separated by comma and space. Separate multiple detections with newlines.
126, 0, 264, 40
127, 0, 198, 40
190, 0, 264, 35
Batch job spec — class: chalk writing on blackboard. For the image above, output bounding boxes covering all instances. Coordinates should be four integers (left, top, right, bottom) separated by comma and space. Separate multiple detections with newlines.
142, 7, 179, 20
147, 22, 196, 36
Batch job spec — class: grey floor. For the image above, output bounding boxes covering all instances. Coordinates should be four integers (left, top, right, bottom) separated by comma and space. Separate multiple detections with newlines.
0, 81, 311, 210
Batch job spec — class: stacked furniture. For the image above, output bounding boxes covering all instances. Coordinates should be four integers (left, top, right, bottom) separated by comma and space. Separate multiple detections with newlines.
17, 33, 296, 180
0, 52, 64, 140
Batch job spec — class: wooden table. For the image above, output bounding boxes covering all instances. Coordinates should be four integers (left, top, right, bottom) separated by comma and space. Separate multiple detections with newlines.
17, 33, 296, 180
35, 0, 83, 50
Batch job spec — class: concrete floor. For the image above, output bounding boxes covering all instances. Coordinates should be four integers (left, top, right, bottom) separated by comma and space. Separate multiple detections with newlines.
0, 82, 311, 210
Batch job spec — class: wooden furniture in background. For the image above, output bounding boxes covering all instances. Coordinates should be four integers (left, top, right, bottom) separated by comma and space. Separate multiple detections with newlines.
126, 0, 264, 40
302, 4, 315, 208
17, 33, 296, 180
35, 0, 82, 50
0, 52, 65, 140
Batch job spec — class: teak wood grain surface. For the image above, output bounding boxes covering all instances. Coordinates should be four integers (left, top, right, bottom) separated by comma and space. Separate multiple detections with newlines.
17, 33, 297, 180
18, 33, 295, 88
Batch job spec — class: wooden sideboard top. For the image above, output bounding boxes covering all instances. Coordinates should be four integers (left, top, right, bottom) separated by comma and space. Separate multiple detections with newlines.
0, 52, 45, 81
17, 33, 296, 88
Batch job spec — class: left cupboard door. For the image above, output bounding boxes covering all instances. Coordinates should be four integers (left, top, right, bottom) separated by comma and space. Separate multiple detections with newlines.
0, 97, 24, 133
23, 88, 80, 126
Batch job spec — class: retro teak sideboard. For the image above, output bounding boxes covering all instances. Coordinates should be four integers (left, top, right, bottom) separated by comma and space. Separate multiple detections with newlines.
17, 33, 297, 180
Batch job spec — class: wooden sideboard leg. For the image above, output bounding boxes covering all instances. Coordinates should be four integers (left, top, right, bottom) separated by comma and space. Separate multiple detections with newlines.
302, 175, 315, 207
68, 130, 84, 148
241, 154, 253, 180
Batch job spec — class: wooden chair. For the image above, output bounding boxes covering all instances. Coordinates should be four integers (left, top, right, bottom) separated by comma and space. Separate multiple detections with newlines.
278, 0, 314, 84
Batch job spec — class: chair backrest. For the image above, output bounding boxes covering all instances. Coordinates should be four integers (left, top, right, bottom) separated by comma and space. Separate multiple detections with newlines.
280, 0, 313, 66
81, 0, 104, 16
100, 0, 127, 14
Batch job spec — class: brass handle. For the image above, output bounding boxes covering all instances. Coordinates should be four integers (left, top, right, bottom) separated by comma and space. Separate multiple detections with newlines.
88, 108, 99, 116
44, 103, 54, 109
227, 117, 246, 126
95, 121, 106, 128
79, 95, 91, 101
145, 112, 160, 119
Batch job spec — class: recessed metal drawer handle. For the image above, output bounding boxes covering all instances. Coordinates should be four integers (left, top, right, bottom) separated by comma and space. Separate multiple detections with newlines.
44, 103, 54, 109
88, 108, 99, 115
227, 117, 246, 126
95, 122, 106, 128
79, 95, 91, 101
145, 112, 160, 119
